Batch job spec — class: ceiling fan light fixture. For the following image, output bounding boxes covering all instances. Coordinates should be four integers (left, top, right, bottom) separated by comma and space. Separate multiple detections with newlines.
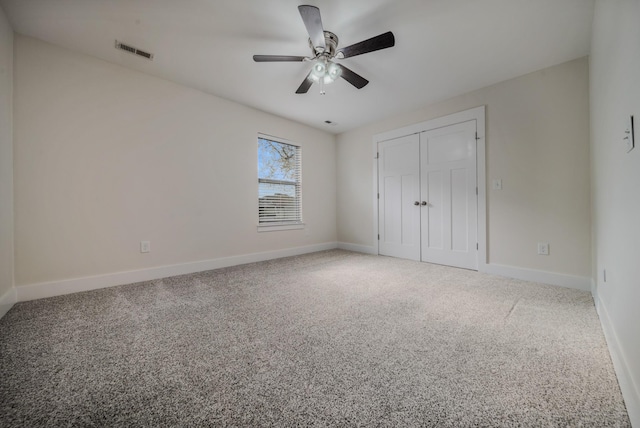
311, 61, 326, 79
327, 62, 341, 80
322, 74, 335, 84
310, 59, 341, 85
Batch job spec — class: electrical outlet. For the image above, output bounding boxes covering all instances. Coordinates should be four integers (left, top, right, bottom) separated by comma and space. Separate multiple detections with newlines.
140, 241, 150, 253
537, 242, 549, 255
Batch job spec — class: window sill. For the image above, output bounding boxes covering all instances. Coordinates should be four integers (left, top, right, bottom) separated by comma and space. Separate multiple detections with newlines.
257, 223, 305, 233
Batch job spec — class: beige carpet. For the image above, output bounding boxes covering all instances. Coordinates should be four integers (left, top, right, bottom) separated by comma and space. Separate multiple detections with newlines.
0, 250, 630, 427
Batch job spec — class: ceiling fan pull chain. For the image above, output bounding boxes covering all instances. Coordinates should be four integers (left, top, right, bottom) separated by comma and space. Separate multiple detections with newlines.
319, 77, 326, 95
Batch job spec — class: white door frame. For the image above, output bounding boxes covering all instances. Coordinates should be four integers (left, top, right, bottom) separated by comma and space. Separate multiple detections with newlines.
372, 106, 487, 272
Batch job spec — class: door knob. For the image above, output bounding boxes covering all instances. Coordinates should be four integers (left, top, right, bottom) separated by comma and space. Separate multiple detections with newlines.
414, 201, 420, 206
421, 201, 428, 206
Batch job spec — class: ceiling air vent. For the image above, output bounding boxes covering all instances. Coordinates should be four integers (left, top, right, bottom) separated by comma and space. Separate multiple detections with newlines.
115, 40, 154, 60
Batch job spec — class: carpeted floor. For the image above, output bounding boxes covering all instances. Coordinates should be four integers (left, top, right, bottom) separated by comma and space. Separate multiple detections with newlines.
0, 250, 631, 427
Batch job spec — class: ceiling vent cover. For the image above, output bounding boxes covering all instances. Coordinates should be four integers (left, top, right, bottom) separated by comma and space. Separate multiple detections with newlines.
115, 40, 154, 60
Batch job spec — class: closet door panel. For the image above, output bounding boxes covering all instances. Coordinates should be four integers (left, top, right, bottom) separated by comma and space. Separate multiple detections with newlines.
421, 121, 477, 270
378, 134, 421, 261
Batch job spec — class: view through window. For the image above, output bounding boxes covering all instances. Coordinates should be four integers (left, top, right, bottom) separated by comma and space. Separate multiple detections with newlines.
258, 135, 302, 227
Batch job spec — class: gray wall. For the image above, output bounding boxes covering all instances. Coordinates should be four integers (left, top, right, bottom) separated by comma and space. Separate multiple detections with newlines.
12, 35, 336, 288
590, 0, 640, 424
0, 5, 14, 314
337, 58, 591, 280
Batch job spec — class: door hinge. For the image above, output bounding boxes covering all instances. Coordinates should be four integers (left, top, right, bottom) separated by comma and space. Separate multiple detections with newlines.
476, 187, 478, 195
476, 243, 479, 250
475, 132, 480, 140
377, 193, 380, 199
378, 234, 380, 240
376, 152, 379, 159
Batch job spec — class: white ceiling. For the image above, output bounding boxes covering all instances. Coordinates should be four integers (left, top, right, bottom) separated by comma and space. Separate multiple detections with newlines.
0, 0, 595, 134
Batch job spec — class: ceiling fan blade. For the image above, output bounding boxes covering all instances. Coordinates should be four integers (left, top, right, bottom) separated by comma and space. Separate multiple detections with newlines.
298, 5, 326, 52
337, 31, 395, 59
295, 72, 314, 94
336, 64, 369, 89
253, 55, 307, 62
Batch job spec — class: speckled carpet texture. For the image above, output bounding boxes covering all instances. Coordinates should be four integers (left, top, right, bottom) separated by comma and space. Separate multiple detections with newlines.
0, 250, 631, 427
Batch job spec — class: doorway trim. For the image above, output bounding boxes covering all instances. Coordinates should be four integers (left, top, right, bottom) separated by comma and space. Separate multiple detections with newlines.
372, 106, 487, 272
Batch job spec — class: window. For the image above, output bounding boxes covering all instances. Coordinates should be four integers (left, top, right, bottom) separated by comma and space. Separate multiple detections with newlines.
257, 135, 302, 231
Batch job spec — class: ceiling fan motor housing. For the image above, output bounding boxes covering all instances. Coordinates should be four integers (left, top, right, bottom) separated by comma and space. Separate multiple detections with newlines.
310, 31, 338, 57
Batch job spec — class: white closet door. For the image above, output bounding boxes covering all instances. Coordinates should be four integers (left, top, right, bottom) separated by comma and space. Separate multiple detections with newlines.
378, 134, 421, 261
420, 121, 477, 270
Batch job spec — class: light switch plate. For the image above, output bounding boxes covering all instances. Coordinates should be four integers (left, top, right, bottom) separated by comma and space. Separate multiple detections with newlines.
625, 115, 635, 153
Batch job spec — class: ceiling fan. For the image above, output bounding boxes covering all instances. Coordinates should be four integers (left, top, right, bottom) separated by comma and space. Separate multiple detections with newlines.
253, 5, 395, 95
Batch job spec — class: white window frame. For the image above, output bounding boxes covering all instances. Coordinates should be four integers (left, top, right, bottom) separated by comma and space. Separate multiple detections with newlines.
257, 133, 304, 232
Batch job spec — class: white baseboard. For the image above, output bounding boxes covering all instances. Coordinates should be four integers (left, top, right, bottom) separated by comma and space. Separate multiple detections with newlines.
0, 286, 17, 320
482, 263, 591, 291
337, 242, 377, 255
16, 242, 338, 302
335, 244, 591, 291
596, 295, 640, 427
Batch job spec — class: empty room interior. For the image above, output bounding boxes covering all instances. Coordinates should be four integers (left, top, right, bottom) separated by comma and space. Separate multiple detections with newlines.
0, 0, 638, 426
